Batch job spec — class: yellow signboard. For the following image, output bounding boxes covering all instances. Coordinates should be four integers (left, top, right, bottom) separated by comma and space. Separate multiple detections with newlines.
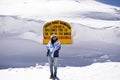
43, 20, 72, 44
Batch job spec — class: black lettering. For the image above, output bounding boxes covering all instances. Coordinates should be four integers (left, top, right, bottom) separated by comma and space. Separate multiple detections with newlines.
64, 33, 71, 35
59, 29, 63, 31
52, 21, 59, 24
45, 33, 48, 35
45, 29, 50, 31
51, 29, 57, 31
59, 32, 63, 35
64, 29, 68, 31
60, 21, 71, 29
44, 22, 52, 28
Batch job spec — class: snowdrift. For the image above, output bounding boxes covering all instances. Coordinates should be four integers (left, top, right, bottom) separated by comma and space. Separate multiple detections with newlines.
0, 62, 120, 80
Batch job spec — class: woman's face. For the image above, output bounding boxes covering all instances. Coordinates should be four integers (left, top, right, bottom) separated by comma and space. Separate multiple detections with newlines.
52, 36, 57, 41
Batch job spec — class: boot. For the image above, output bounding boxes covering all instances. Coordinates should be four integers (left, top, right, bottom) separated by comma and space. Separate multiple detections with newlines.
50, 74, 54, 79
54, 74, 57, 78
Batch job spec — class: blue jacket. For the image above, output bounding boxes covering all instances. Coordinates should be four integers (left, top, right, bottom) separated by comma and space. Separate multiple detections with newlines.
46, 40, 61, 57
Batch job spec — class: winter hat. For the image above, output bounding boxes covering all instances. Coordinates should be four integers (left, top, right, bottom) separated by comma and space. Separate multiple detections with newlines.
51, 34, 57, 39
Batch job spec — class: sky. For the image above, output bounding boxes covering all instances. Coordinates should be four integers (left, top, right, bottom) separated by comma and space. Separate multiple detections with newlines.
98, 0, 120, 7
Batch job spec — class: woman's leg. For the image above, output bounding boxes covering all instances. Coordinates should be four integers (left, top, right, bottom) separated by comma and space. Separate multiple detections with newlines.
48, 57, 54, 77
53, 58, 58, 77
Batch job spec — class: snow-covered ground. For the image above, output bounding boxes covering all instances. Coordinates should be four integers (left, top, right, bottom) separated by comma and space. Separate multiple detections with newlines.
0, 62, 120, 80
0, 0, 120, 79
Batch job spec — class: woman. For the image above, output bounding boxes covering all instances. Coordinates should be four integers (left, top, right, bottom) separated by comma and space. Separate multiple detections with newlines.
46, 34, 61, 78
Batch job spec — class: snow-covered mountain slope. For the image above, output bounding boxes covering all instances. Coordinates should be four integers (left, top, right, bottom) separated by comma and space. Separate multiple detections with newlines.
0, 62, 120, 80
0, 0, 120, 69
0, 0, 120, 21
0, 0, 120, 27
0, 0, 120, 28
0, 15, 120, 69
0, 15, 120, 45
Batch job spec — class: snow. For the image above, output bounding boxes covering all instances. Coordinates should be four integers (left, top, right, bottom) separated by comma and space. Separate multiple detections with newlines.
18, 32, 43, 43
0, 0, 120, 79
0, 0, 120, 24
0, 62, 120, 80
0, 15, 120, 45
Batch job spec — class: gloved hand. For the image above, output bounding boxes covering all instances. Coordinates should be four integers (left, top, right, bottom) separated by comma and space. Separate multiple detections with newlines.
50, 48, 53, 53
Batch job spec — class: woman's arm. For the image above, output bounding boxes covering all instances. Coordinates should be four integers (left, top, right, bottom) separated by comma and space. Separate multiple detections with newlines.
54, 41, 61, 51
46, 41, 51, 50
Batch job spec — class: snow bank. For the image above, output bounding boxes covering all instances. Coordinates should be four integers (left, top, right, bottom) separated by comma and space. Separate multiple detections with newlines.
0, 62, 120, 80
